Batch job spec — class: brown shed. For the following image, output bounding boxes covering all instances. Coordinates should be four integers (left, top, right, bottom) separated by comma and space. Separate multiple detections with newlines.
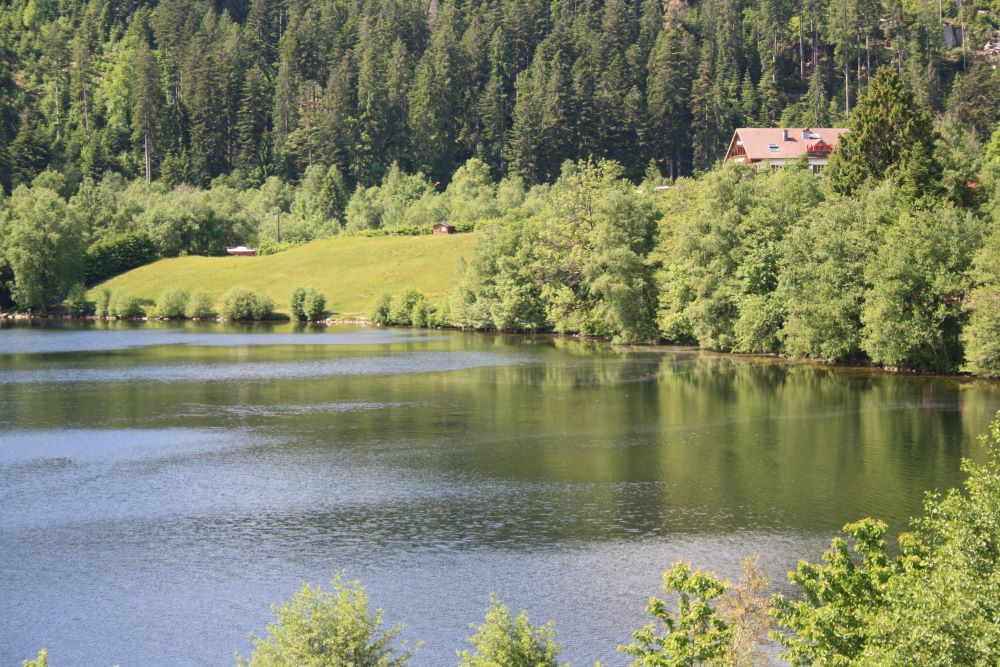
433, 223, 456, 235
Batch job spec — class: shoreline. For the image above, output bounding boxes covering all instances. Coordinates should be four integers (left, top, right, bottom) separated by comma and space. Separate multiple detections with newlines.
2, 310, 992, 382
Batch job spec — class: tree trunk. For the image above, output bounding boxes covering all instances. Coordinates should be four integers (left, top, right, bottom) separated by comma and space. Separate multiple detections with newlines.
144, 132, 152, 184
844, 61, 850, 116
799, 25, 805, 80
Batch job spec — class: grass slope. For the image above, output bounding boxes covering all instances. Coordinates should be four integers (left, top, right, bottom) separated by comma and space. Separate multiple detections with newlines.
94, 233, 477, 316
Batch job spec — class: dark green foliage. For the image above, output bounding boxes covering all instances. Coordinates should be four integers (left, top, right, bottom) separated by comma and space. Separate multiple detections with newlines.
302, 288, 326, 321
85, 232, 158, 285
828, 67, 940, 195
62, 282, 93, 316
290, 286, 307, 321
292, 286, 326, 320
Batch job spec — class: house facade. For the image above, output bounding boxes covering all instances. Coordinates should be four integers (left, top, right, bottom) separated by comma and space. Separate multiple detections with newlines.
725, 127, 848, 172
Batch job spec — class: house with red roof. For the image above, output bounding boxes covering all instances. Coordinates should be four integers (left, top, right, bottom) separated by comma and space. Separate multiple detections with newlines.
725, 127, 848, 173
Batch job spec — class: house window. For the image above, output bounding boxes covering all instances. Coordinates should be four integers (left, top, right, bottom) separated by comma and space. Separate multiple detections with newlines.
768, 144, 779, 152
812, 164, 824, 173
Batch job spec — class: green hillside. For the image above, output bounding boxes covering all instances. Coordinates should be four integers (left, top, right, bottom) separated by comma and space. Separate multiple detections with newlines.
93, 234, 477, 317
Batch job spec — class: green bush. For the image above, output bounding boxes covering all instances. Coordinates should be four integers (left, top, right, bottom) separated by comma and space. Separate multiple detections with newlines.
290, 286, 307, 321
458, 594, 562, 667
257, 239, 301, 255
84, 232, 158, 285
388, 289, 424, 326
184, 291, 215, 319
110, 293, 144, 318
218, 287, 273, 321
95, 288, 112, 317
370, 293, 392, 324
410, 299, 430, 327
156, 288, 190, 319
62, 282, 93, 316
302, 287, 326, 321
238, 574, 412, 667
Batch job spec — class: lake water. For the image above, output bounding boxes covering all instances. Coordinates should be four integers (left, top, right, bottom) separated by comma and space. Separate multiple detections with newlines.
2, 321, 999, 666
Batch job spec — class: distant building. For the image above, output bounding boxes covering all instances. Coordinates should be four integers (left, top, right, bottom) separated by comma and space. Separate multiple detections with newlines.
433, 223, 456, 235
725, 127, 848, 172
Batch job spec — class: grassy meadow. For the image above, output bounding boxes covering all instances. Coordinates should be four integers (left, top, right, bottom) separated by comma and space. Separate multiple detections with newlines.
92, 233, 477, 316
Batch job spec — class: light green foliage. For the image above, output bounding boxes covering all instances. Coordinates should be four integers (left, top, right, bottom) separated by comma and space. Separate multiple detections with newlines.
452, 221, 547, 332
986, 123, 1000, 163
1, 184, 85, 310
290, 286, 307, 321
95, 288, 112, 317
345, 163, 432, 232
963, 227, 1000, 376
656, 162, 824, 353
62, 282, 92, 316
109, 293, 144, 318
858, 415, 1000, 665
370, 293, 392, 325
239, 574, 412, 667
771, 519, 894, 665
457, 594, 564, 667
454, 160, 660, 342
861, 205, 980, 371
218, 287, 273, 321
773, 413, 1000, 665
156, 289, 190, 319
302, 288, 326, 321
775, 188, 885, 362
620, 561, 732, 666
22, 649, 48, 667
184, 291, 215, 319
388, 289, 425, 326
410, 299, 430, 327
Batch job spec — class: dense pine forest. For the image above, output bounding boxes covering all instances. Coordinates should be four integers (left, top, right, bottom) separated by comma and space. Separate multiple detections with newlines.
1, 0, 1000, 375
0, 0, 997, 188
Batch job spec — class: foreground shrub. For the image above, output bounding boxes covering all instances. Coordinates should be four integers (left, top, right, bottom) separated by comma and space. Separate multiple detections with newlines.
156, 288, 190, 319
109, 293, 144, 318
218, 287, 274, 320
238, 574, 412, 667
458, 594, 563, 667
185, 291, 215, 319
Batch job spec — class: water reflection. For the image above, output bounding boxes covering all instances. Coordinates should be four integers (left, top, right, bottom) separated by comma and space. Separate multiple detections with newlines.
1, 322, 999, 665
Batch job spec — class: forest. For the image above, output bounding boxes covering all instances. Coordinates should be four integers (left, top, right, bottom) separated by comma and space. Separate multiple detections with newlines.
0, 0, 997, 189
1, 0, 1000, 376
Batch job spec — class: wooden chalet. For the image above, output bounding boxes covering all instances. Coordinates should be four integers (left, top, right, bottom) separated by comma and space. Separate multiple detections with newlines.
725, 127, 848, 172
433, 223, 456, 235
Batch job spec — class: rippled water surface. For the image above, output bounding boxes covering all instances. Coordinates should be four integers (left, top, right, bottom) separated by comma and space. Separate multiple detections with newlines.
2, 321, 999, 666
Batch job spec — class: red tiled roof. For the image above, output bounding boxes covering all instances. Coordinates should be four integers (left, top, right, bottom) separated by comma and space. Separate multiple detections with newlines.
727, 128, 848, 162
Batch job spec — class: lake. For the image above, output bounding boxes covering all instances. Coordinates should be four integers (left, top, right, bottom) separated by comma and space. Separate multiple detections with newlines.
2, 321, 998, 666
